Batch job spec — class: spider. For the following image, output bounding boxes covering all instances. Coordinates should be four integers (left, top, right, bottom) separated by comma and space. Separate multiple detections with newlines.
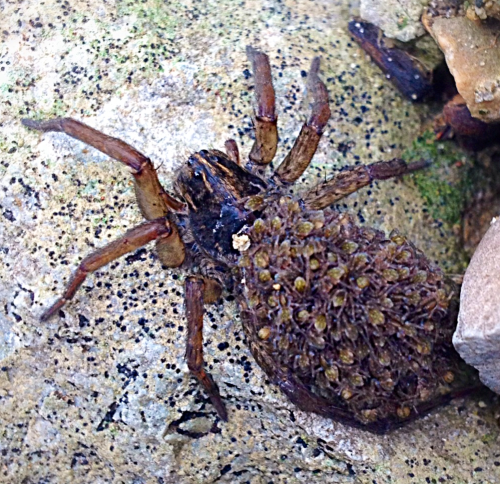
22, 46, 474, 434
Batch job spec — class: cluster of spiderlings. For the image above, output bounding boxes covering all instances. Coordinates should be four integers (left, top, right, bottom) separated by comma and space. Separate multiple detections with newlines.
238, 196, 460, 425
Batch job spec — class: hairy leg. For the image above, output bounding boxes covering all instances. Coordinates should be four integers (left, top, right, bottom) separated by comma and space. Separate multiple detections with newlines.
303, 158, 429, 210
185, 277, 228, 420
21, 117, 186, 217
40, 218, 175, 321
195, 256, 224, 303
246, 46, 278, 167
224, 139, 241, 166
182, 242, 224, 303
273, 57, 331, 184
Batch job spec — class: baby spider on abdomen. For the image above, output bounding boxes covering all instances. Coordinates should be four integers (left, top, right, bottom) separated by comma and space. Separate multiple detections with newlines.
22, 46, 476, 434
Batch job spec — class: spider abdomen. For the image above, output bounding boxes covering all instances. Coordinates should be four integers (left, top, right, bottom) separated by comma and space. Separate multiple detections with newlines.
238, 196, 466, 431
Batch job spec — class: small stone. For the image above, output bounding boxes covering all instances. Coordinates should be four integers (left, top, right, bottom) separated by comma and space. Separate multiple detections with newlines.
360, 0, 425, 41
454, 217, 500, 394
423, 15, 500, 123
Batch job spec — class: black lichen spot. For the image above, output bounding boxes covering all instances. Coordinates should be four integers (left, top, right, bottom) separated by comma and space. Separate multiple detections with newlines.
11, 312, 22, 322
78, 314, 89, 328
96, 402, 118, 431
71, 452, 89, 468
2, 209, 14, 221
126, 248, 148, 264
217, 342, 230, 351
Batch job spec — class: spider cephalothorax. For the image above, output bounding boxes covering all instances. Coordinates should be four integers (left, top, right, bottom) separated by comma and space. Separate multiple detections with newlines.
23, 46, 475, 434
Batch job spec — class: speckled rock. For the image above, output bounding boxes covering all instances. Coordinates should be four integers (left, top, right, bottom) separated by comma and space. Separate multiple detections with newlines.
424, 14, 500, 123
0, 1, 499, 483
360, 0, 427, 41
455, 217, 500, 393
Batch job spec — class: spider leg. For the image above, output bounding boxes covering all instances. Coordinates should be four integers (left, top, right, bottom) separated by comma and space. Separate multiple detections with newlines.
183, 242, 224, 303
21, 117, 186, 218
185, 276, 228, 420
23, 117, 186, 271
196, 257, 224, 303
246, 46, 278, 167
302, 158, 429, 210
224, 139, 241, 166
273, 57, 331, 184
40, 217, 179, 321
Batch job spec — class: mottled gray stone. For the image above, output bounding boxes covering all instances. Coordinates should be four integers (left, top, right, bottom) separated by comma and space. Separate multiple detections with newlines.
455, 217, 500, 393
0, 0, 498, 483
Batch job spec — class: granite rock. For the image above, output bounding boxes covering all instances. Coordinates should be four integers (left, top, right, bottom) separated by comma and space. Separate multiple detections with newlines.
455, 217, 500, 393
0, 0, 499, 483
424, 14, 500, 123
360, 0, 426, 41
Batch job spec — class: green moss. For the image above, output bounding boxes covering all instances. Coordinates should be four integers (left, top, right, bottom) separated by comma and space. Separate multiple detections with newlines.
27, 99, 71, 122
397, 16, 409, 29
117, 0, 183, 40
81, 180, 100, 196
481, 431, 498, 443
403, 131, 475, 227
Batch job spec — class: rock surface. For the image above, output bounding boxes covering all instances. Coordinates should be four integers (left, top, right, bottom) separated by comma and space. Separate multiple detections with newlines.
424, 14, 500, 123
360, 0, 426, 41
455, 217, 500, 393
0, 0, 499, 483
464, 0, 500, 22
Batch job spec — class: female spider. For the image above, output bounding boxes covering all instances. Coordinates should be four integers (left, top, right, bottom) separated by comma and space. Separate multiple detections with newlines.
22, 47, 472, 433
